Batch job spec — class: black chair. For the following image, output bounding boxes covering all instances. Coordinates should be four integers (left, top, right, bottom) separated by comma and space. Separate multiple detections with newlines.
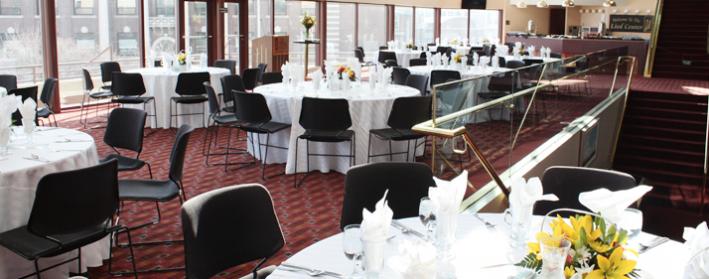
80, 69, 114, 128
242, 68, 261, 91
0, 74, 17, 91
497, 56, 506, 67
214, 59, 237, 75
405, 74, 429, 96
534, 166, 638, 216
409, 58, 427, 67
170, 72, 210, 128
220, 74, 246, 113
111, 125, 194, 275
182, 184, 284, 279
391, 67, 410, 85
430, 70, 461, 87
0, 160, 137, 279
523, 59, 544, 66
505, 60, 526, 69
385, 59, 398, 68
340, 162, 434, 229
203, 82, 242, 165
257, 63, 268, 82
355, 49, 365, 63
100, 61, 122, 90
419, 51, 428, 59
378, 51, 398, 65
295, 97, 355, 187
100, 108, 153, 178
261, 72, 283, 85
9, 86, 38, 126
436, 46, 453, 57
37, 78, 58, 127
477, 71, 518, 120
232, 91, 290, 179
111, 72, 158, 128
550, 53, 562, 59
368, 96, 431, 163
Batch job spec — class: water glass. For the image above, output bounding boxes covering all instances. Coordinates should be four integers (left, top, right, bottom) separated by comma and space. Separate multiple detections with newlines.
343, 224, 364, 278
361, 236, 386, 277
419, 197, 436, 241
620, 208, 643, 239
539, 239, 571, 279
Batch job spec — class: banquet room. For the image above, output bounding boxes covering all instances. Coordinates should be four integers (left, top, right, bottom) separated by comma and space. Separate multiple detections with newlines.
1, 0, 709, 278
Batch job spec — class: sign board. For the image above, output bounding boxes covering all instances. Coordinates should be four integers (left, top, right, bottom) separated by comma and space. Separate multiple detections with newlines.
608, 15, 653, 33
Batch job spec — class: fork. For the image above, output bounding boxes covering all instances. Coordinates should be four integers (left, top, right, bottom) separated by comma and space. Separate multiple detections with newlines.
474, 213, 496, 229
280, 263, 343, 278
391, 220, 426, 239
639, 237, 669, 253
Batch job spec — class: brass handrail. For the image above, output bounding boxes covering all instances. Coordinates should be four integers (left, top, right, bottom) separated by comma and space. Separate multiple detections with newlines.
644, 0, 664, 77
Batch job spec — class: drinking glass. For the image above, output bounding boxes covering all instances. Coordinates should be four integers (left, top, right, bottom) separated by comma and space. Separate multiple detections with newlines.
539, 239, 572, 279
343, 224, 364, 278
419, 197, 436, 241
620, 208, 643, 239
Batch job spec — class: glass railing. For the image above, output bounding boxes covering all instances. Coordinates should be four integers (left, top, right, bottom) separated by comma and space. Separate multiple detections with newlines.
413, 47, 637, 208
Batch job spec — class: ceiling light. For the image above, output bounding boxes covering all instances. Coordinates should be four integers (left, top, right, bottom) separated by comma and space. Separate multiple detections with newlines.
516, 1, 528, 8
562, 0, 575, 7
537, 0, 548, 8
603, 0, 616, 7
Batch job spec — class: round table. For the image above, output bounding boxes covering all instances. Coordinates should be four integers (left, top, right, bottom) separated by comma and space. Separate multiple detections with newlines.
126, 67, 231, 129
380, 50, 423, 68
252, 82, 421, 174
0, 127, 104, 278
267, 213, 685, 278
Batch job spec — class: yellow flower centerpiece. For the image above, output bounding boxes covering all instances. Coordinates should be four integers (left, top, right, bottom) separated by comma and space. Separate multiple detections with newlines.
301, 13, 316, 39
453, 53, 463, 64
176, 51, 188, 65
517, 214, 639, 279
336, 65, 356, 81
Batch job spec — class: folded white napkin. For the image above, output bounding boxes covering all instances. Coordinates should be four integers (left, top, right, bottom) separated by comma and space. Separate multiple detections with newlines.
527, 46, 536, 56
497, 45, 510, 56
382, 67, 393, 85
0, 95, 15, 128
578, 185, 652, 224
17, 97, 36, 122
514, 42, 522, 49
461, 56, 468, 67
479, 56, 490, 67
510, 177, 559, 209
430, 171, 467, 244
473, 52, 480, 66
311, 70, 322, 91
361, 190, 393, 240
0, 86, 6, 97
683, 222, 709, 279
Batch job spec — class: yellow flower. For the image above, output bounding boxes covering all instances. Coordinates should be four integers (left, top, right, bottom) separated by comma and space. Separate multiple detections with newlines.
528, 242, 540, 254
564, 266, 576, 279
586, 248, 636, 279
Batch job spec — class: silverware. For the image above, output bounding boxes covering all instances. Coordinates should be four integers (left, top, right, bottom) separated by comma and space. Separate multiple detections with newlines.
391, 220, 426, 239
474, 213, 496, 229
639, 237, 669, 253
54, 138, 92, 143
23, 154, 51, 163
279, 263, 343, 278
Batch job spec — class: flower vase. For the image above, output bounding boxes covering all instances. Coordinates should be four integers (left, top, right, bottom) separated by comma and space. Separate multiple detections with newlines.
304, 28, 311, 41
0, 126, 10, 155
539, 239, 571, 279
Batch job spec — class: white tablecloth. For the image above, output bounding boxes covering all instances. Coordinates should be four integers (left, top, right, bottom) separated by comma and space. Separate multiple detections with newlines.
380, 50, 423, 68
0, 127, 104, 278
252, 82, 421, 174
126, 67, 231, 129
268, 213, 685, 278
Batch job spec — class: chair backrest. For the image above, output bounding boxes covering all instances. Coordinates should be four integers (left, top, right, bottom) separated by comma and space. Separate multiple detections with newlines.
436, 46, 452, 57
28, 159, 119, 238
550, 53, 562, 59
111, 72, 146, 97
498, 56, 507, 68
39, 78, 58, 110
409, 58, 427, 67
81, 69, 95, 92
387, 96, 432, 130
104, 108, 147, 153
405, 74, 429, 96
533, 166, 638, 216
391, 67, 410, 85
299, 97, 352, 131
419, 52, 427, 59
9, 86, 38, 125
204, 82, 221, 116
354, 49, 364, 63
523, 59, 544, 66
214, 59, 237, 75
0, 74, 17, 91
261, 72, 283, 85
341, 162, 435, 230
430, 70, 461, 87
233, 91, 272, 123
182, 184, 285, 279
384, 59, 398, 68
487, 71, 518, 92
257, 63, 268, 81
176, 72, 210, 96
220, 75, 246, 104
100, 61, 122, 83
505, 60, 526, 69
169, 125, 194, 183
378, 51, 397, 64
242, 68, 261, 90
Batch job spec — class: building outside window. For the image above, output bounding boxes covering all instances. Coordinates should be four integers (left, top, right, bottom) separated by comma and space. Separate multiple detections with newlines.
469, 9, 500, 44
74, 0, 95, 15
394, 6, 413, 44
0, 0, 21, 16
357, 4, 386, 58
325, 2, 355, 62
414, 7, 434, 46
440, 9, 468, 44
274, 0, 318, 67
116, 0, 137, 15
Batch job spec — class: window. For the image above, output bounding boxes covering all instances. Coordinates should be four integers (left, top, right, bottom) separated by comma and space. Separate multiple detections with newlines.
116, 0, 137, 15
274, 0, 318, 67
74, 0, 95, 15
145, 0, 178, 59
0, 0, 21, 15
325, 2, 355, 62
148, 0, 175, 16
0, 1, 43, 87
469, 10, 501, 44
357, 4, 386, 58
185, 1, 207, 56
440, 9, 468, 44
250, 0, 272, 67
414, 8, 434, 46
394, 6, 413, 44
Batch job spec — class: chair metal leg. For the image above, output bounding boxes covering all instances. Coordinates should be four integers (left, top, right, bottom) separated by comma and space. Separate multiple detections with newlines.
294, 138, 299, 188
367, 134, 372, 163
388, 140, 394, 161
262, 133, 269, 180
146, 162, 153, 179
77, 248, 81, 275
34, 260, 41, 279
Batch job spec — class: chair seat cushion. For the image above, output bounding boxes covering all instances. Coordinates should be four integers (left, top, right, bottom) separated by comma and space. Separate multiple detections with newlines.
370, 128, 424, 141
299, 129, 354, 142
89, 91, 113, 99
213, 114, 240, 125
113, 96, 153, 104
37, 107, 52, 118
236, 121, 290, 134
119, 179, 180, 202
101, 154, 146, 172
0, 226, 60, 260
172, 95, 208, 104
222, 106, 235, 113
42, 224, 112, 257
239, 265, 277, 279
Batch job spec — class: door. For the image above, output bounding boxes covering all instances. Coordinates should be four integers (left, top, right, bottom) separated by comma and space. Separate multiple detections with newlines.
549, 8, 566, 35
224, 1, 244, 73
183, 1, 209, 61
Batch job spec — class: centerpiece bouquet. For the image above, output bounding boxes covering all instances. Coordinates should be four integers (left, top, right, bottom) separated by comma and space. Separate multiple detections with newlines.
453, 53, 463, 64
517, 214, 639, 279
336, 65, 356, 81
301, 13, 316, 39
176, 50, 188, 65
406, 42, 415, 50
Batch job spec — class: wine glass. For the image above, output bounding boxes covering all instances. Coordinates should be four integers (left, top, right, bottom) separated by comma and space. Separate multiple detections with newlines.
419, 197, 436, 241
343, 224, 364, 278
620, 208, 643, 239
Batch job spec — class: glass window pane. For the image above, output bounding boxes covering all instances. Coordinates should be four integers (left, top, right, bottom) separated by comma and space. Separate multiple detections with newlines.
57, 0, 142, 107
440, 9, 467, 44
249, 0, 272, 68
325, 2, 355, 62
414, 7, 434, 46
0, 0, 43, 86
469, 10, 501, 45
224, 2, 240, 73
274, 0, 318, 67
145, 0, 178, 63
74, 0, 95, 15
394, 6, 413, 44
116, 0, 137, 15
185, 1, 207, 56
357, 4, 386, 58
